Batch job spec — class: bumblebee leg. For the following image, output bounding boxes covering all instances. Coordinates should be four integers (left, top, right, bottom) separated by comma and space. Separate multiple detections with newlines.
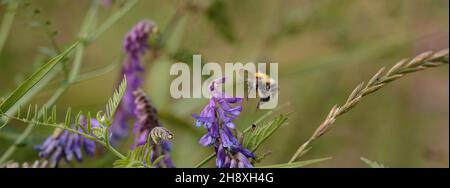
261, 95, 271, 102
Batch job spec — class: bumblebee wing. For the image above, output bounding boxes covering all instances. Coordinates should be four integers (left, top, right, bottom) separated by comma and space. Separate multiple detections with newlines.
269, 82, 279, 96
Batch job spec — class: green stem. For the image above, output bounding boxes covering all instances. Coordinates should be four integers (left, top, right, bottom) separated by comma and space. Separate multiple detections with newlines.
68, 1, 99, 82
257, 157, 332, 168
194, 153, 215, 168
0, 0, 19, 56
87, 0, 139, 42
39, 55, 123, 88
72, 58, 121, 84
104, 143, 126, 159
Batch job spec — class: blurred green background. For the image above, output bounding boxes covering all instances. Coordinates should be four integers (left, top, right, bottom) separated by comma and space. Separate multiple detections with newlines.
0, 0, 448, 167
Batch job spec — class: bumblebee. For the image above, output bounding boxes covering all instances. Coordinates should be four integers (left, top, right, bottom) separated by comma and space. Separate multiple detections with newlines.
239, 69, 278, 109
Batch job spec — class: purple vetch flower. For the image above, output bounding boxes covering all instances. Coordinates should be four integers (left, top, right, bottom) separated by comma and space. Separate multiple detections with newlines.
193, 77, 255, 168
132, 88, 175, 168
110, 20, 156, 144
34, 117, 100, 167
216, 143, 254, 168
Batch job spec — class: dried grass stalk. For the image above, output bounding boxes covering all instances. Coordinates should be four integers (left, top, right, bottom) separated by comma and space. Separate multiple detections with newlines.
289, 49, 449, 163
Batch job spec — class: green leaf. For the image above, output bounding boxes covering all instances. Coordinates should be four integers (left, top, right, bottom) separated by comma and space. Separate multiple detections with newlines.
0, 0, 19, 56
50, 105, 56, 124
0, 118, 8, 129
257, 157, 332, 168
87, 0, 139, 42
91, 127, 104, 139
206, 0, 235, 42
243, 114, 289, 152
114, 144, 150, 168
87, 112, 91, 133
0, 41, 79, 114
25, 104, 32, 120
105, 76, 127, 124
360, 157, 386, 168
152, 155, 165, 167
64, 108, 71, 126
75, 111, 83, 130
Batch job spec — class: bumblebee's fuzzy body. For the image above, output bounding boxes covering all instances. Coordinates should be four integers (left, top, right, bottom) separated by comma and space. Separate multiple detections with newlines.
244, 71, 278, 109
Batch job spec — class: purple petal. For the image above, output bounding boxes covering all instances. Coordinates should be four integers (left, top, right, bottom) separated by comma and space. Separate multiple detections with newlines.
50, 147, 63, 167
219, 129, 233, 148
217, 108, 232, 123
199, 134, 214, 147
236, 152, 253, 168
73, 138, 83, 162
224, 97, 243, 103
238, 148, 255, 159
161, 141, 172, 151
192, 114, 215, 124
163, 155, 175, 168
195, 120, 203, 127
135, 130, 148, 146
64, 134, 75, 161
209, 122, 219, 137
225, 122, 235, 129
83, 139, 96, 156
230, 159, 238, 168
42, 140, 57, 158
223, 156, 231, 168
222, 126, 239, 145
216, 145, 226, 168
